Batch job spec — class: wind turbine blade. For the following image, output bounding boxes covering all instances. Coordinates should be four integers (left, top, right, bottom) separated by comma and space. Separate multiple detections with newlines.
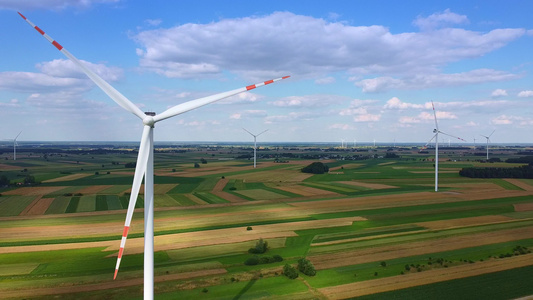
431, 101, 439, 131
439, 131, 467, 142
488, 130, 495, 138
153, 76, 290, 123
256, 129, 268, 137
14, 131, 22, 140
114, 125, 151, 280
18, 13, 146, 120
424, 133, 438, 148
242, 128, 255, 137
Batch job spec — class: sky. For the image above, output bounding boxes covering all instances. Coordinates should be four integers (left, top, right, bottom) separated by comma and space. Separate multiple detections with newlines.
1, 0, 533, 144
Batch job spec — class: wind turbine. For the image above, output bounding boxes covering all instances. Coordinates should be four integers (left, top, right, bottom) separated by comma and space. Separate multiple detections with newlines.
425, 101, 466, 192
243, 128, 268, 168
20, 13, 289, 299
340, 139, 345, 148
480, 130, 495, 160
6, 131, 22, 160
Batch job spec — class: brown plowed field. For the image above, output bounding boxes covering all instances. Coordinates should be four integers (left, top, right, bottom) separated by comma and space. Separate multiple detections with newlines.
76, 185, 113, 194
19, 197, 55, 216
318, 253, 533, 299
514, 203, 533, 212
504, 178, 533, 191
338, 181, 397, 190
2, 186, 66, 196
42, 173, 91, 183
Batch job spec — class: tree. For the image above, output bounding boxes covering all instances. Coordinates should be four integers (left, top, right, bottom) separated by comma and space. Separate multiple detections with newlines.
248, 238, 268, 254
283, 264, 298, 279
297, 258, 316, 276
23, 175, 36, 185
301, 162, 329, 174
201, 158, 207, 164
194, 162, 200, 168
0, 175, 9, 186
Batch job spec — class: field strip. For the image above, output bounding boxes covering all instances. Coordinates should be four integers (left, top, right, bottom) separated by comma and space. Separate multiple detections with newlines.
290, 189, 533, 212
504, 179, 533, 191
0, 268, 227, 299
0, 263, 39, 276
18, 195, 42, 215
272, 185, 339, 196
416, 215, 516, 230
154, 184, 178, 195
308, 226, 533, 270
185, 193, 208, 205
106, 217, 366, 255
42, 173, 92, 183
338, 181, 397, 190
0, 240, 118, 254
20, 197, 55, 216
515, 203, 533, 212
76, 185, 113, 194
212, 191, 247, 202
0, 163, 19, 170
318, 253, 533, 299
2, 186, 67, 196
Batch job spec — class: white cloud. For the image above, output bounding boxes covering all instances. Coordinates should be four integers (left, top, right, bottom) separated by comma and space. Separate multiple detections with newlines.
398, 116, 421, 124
492, 115, 513, 125
355, 69, 521, 93
413, 9, 469, 31
353, 114, 380, 122
517, 90, 533, 97
133, 12, 525, 81
328, 123, 355, 130
145, 19, 162, 27
491, 89, 507, 97
271, 95, 346, 108
384, 97, 424, 110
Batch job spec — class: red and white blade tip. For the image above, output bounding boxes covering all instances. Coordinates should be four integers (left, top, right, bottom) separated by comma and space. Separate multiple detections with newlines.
246, 76, 290, 91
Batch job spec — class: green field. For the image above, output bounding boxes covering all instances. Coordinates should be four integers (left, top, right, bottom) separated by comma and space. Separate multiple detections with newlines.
1, 144, 532, 299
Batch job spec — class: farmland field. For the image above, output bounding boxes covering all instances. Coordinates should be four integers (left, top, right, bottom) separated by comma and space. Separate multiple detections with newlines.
1, 143, 533, 299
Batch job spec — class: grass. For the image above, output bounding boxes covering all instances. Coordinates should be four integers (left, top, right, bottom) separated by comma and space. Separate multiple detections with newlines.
45, 196, 70, 214
0, 196, 36, 217
352, 265, 533, 300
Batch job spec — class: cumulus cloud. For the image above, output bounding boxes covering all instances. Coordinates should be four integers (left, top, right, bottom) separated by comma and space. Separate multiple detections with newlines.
132, 11, 525, 81
517, 90, 533, 97
353, 114, 380, 122
0, 0, 120, 10
384, 97, 424, 110
328, 123, 355, 130
271, 94, 347, 108
355, 69, 521, 93
0, 59, 123, 94
491, 89, 508, 97
413, 9, 469, 31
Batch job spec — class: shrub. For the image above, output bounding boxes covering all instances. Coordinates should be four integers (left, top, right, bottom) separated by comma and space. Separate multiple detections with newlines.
380, 261, 387, 267
246, 226, 252, 231
229, 187, 237, 190
283, 264, 298, 279
244, 256, 259, 266
272, 254, 283, 262
297, 258, 316, 276
301, 162, 329, 174
248, 238, 268, 254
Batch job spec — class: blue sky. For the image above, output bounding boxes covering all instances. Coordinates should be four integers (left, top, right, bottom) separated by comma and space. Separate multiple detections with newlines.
1, 0, 532, 144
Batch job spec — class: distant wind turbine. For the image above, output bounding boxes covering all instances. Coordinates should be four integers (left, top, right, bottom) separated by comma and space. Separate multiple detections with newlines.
425, 101, 466, 192
243, 128, 268, 168
20, 12, 289, 300
480, 130, 495, 160
6, 131, 22, 160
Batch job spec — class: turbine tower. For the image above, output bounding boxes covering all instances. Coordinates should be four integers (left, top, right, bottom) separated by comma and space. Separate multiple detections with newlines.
480, 130, 495, 160
6, 131, 22, 160
20, 12, 289, 300
425, 101, 466, 192
243, 128, 268, 168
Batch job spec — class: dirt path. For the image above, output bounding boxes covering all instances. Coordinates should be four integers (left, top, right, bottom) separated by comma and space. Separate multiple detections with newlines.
318, 253, 533, 299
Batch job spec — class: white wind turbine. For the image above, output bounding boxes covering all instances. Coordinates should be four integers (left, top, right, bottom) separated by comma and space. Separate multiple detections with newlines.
5, 131, 22, 160
425, 101, 466, 192
480, 130, 495, 160
20, 13, 289, 299
243, 128, 268, 168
